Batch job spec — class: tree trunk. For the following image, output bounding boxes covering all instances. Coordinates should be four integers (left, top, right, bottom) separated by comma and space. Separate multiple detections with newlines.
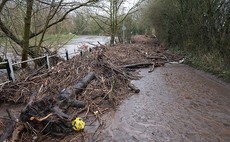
21, 0, 34, 68
110, 34, 115, 45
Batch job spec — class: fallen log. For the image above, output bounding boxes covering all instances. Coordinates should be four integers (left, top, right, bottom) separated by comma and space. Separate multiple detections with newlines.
52, 106, 70, 119
103, 63, 138, 80
73, 72, 96, 95
121, 63, 153, 69
56, 72, 96, 108
57, 88, 85, 108
146, 56, 167, 60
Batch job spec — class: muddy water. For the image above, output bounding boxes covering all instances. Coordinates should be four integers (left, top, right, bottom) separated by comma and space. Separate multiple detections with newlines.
0, 36, 109, 83
58, 35, 109, 58
96, 64, 230, 142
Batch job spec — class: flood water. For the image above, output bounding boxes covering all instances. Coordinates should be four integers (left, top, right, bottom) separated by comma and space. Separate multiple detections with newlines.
0, 36, 109, 83
95, 64, 230, 142
58, 35, 109, 58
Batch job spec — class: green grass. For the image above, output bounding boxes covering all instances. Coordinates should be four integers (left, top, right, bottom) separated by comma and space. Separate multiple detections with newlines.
170, 47, 230, 82
37, 34, 79, 48
27, 33, 79, 50
43, 34, 78, 43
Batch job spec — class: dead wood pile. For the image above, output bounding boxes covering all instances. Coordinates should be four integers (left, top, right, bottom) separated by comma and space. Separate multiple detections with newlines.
0, 35, 182, 142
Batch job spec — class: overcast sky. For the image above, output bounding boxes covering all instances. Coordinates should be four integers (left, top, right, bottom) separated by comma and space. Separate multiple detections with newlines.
123, 0, 141, 9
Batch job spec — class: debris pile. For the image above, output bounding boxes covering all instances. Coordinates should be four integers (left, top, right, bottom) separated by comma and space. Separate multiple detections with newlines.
0, 35, 183, 141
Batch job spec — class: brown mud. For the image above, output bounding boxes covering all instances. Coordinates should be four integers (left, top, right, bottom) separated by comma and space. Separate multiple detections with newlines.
96, 64, 230, 142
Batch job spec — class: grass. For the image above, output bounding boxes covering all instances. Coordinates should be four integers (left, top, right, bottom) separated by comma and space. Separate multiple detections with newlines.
34, 34, 79, 49
43, 34, 78, 43
170, 47, 230, 82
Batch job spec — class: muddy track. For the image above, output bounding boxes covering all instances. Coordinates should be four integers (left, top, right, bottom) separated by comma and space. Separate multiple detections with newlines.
96, 64, 230, 142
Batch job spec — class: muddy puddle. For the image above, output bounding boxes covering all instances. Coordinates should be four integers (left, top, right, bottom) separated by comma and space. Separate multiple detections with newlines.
93, 64, 230, 142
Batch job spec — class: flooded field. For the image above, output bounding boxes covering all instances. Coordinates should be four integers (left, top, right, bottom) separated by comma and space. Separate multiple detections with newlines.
58, 35, 109, 58
0, 35, 109, 83
95, 64, 230, 142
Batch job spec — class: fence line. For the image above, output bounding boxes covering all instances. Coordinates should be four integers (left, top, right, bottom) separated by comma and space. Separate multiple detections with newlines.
0, 61, 7, 65
12, 55, 46, 65
0, 49, 82, 86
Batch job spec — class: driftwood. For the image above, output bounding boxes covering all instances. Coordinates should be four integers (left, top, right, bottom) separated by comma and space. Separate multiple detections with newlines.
128, 83, 140, 93
52, 106, 70, 119
146, 56, 167, 60
148, 62, 155, 73
0, 35, 185, 141
103, 63, 138, 80
121, 63, 154, 69
73, 72, 96, 95
0, 109, 16, 142
57, 88, 85, 108
21, 92, 37, 114
11, 123, 24, 142
55, 72, 96, 108
1, 93, 37, 142
121, 62, 166, 73
15, 72, 96, 138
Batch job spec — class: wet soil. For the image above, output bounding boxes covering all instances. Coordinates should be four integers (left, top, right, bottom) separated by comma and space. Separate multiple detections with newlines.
96, 64, 230, 142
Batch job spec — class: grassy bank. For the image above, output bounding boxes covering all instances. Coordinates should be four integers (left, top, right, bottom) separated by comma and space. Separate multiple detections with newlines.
171, 48, 230, 82
35, 34, 78, 48
43, 34, 78, 43
0, 34, 79, 53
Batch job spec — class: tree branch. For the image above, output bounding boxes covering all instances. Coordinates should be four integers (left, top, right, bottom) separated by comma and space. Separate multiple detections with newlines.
29, 0, 97, 39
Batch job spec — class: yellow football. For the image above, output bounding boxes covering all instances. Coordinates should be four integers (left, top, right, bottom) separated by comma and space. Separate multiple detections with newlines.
72, 117, 85, 131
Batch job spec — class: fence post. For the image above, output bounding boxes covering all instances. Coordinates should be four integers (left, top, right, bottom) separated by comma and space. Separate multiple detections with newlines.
5, 58, 15, 82
45, 55, 50, 69
65, 49, 69, 60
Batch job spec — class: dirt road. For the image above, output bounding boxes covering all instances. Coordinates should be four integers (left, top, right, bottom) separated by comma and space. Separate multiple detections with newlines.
95, 64, 230, 142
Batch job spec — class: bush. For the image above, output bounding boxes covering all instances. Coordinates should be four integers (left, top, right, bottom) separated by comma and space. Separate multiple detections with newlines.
144, 0, 230, 81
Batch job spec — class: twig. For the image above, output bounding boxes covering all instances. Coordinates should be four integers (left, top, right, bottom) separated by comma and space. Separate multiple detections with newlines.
38, 84, 44, 95
148, 62, 155, 73
30, 113, 53, 122
84, 105, 90, 117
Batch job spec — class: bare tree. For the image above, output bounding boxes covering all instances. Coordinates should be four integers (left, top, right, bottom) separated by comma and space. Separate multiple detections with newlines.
0, 0, 98, 68
21, 0, 34, 68
88, 0, 144, 45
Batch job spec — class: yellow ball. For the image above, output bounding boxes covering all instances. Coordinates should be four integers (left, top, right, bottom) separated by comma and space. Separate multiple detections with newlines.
72, 117, 85, 131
